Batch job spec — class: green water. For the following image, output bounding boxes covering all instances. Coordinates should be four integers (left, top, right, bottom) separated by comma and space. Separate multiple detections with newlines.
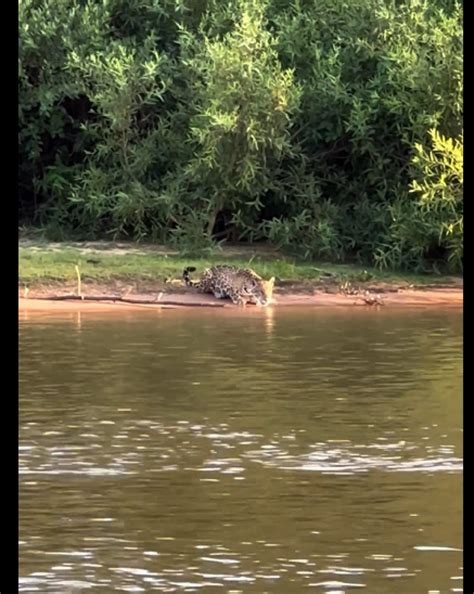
19, 309, 463, 593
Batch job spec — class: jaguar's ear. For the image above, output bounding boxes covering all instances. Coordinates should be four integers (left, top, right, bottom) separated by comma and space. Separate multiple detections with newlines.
269, 277, 275, 288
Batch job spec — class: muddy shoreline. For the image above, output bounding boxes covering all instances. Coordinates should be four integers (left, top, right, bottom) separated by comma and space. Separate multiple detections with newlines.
19, 279, 462, 313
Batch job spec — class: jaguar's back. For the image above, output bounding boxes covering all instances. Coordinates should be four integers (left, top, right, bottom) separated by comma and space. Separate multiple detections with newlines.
183, 265, 274, 306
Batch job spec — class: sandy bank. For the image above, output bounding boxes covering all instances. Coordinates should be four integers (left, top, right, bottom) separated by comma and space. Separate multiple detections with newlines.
19, 285, 462, 314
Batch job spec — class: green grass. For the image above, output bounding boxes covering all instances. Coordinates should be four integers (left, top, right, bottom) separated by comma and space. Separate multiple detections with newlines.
19, 242, 460, 287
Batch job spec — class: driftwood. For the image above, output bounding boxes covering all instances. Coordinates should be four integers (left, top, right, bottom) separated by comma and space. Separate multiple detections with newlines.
28, 294, 226, 308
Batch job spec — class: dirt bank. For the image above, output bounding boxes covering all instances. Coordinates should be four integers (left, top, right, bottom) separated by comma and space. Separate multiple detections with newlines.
19, 280, 462, 314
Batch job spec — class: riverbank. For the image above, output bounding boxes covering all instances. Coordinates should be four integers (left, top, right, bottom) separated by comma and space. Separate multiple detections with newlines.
19, 287, 462, 314
19, 240, 462, 312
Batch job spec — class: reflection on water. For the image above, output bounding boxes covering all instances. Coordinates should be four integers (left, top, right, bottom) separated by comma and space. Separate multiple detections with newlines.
19, 309, 463, 593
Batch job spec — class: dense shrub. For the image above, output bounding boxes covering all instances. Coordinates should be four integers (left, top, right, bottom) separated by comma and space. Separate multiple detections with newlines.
375, 128, 463, 272
19, 0, 463, 271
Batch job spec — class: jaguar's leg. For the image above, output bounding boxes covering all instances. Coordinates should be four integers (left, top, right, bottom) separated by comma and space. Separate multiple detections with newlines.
231, 294, 247, 306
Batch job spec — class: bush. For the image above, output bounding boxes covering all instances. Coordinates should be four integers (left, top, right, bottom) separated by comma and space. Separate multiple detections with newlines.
266, 0, 462, 270
374, 128, 462, 272
19, 0, 463, 270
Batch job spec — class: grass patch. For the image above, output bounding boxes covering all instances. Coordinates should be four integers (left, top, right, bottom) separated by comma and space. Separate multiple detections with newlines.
19, 242, 460, 287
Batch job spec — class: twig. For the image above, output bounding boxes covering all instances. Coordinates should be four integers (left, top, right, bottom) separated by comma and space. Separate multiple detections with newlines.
75, 265, 82, 299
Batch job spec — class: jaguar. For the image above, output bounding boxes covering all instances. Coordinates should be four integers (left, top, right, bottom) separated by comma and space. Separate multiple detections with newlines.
183, 265, 274, 306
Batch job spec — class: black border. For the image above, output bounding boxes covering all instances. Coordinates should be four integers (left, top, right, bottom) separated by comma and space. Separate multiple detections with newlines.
14, 0, 20, 592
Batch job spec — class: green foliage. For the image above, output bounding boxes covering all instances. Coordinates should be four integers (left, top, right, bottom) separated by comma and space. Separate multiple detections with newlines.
374, 128, 463, 271
264, 200, 347, 261
181, 0, 300, 240
19, 0, 463, 271
266, 0, 462, 270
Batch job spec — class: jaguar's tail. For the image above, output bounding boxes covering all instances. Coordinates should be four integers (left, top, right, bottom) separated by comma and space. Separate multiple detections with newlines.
183, 266, 197, 286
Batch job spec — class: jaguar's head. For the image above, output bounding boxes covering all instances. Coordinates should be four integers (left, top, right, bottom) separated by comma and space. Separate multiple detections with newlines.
246, 277, 275, 306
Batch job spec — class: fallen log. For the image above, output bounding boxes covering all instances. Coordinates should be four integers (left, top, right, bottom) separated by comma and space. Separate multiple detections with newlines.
28, 294, 227, 308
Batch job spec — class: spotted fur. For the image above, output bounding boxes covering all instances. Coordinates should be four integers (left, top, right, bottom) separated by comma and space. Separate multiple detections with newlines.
183, 265, 274, 306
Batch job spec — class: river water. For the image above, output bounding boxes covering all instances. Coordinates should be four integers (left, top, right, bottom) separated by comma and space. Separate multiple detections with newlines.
19, 308, 463, 593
